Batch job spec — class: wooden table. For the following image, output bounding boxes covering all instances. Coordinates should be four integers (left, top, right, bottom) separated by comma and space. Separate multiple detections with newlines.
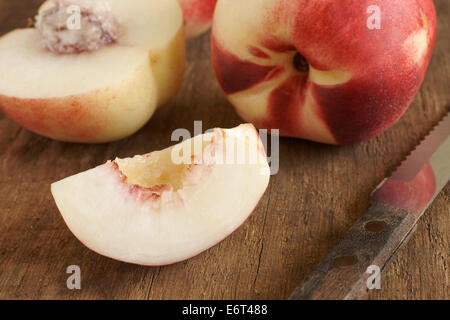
0, 0, 448, 300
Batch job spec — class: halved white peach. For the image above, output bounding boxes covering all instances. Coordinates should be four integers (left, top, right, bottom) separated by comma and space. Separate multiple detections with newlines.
0, 0, 186, 143
51, 124, 270, 266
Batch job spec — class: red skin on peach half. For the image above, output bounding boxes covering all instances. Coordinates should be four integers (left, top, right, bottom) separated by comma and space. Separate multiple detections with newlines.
179, 0, 217, 37
60, 161, 268, 267
371, 163, 436, 216
0, 94, 105, 142
211, 0, 437, 144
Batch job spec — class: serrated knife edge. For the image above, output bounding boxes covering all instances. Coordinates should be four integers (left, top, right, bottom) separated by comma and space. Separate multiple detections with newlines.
389, 113, 450, 182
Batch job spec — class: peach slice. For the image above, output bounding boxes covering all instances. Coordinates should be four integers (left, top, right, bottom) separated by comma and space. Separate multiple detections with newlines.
0, 0, 186, 143
51, 124, 270, 266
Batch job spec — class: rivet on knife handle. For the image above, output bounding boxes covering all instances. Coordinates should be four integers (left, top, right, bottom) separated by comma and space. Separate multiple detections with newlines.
290, 112, 450, 300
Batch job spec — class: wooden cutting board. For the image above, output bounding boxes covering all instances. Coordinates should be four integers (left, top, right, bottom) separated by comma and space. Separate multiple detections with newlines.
0, 0, 448, 300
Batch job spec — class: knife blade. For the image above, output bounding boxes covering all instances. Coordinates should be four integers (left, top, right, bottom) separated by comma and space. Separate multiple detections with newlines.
290, 112, 450, 300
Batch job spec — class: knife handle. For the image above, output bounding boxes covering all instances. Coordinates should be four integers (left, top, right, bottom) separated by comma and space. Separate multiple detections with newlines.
290, 203, 418, 300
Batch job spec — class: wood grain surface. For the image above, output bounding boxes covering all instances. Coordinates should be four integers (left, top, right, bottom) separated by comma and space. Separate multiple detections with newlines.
0, 0, 448, 300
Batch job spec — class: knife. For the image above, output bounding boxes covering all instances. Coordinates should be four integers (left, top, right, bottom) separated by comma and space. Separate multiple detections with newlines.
290, 112, 450, 300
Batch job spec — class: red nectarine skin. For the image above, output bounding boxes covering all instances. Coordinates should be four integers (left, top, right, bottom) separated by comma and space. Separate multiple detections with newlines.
180, 0, 217, 25
179, 0, 217, 37
249, 46, 271, 59
263, 74, 308, 137
312, 76, 420, 143
211, 0, 437, 144
370, 163, 436, 216
0, 95, 104, 141
261, 38, 296, 53
211, 38, 279, 95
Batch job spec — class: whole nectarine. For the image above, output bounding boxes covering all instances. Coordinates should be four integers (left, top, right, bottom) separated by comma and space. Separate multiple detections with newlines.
211, 0, 437, 144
